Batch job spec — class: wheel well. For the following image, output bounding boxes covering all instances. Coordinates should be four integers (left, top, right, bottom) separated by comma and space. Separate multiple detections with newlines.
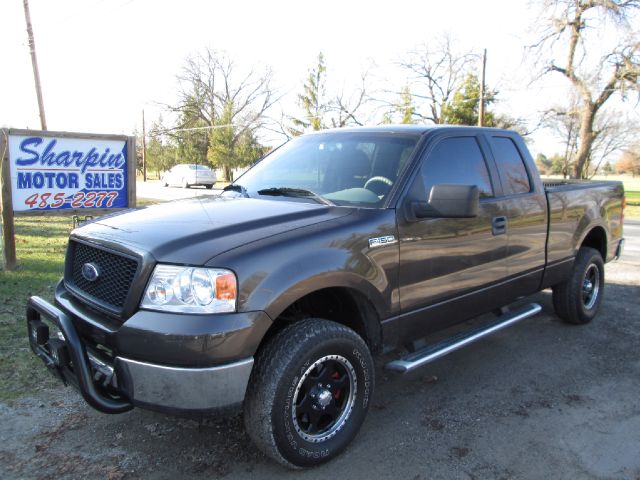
260, 288, 382, 355
581, 227, 606, 259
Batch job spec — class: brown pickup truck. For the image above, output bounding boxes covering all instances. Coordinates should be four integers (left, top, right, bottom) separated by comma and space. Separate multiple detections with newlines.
27, 126, 625, 467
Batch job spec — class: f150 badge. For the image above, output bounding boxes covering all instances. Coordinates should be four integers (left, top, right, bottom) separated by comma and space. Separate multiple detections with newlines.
369, 235, 397, 248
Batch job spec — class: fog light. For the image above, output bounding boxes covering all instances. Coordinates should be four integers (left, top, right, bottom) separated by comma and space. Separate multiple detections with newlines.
29, 321, 49, 345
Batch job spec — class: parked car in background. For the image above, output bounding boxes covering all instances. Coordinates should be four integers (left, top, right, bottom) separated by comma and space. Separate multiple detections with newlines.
161, 164, 216, 189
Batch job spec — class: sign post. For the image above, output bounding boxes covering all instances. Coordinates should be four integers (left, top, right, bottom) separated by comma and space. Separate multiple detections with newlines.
1, 131, 17, 270
0, 128, 136, 270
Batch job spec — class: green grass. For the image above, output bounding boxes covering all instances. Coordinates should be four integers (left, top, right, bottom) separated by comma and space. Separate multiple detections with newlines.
0, 216, 72, 401
625, 190, 640, 206
0, 199, 160, 402
626, 205, 640, 219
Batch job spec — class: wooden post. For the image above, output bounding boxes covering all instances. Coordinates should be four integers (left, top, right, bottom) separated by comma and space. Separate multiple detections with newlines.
0, 130, 18, 270
478, 48, 486, 127
127, 136, 137, 208
23, 0, 47, 131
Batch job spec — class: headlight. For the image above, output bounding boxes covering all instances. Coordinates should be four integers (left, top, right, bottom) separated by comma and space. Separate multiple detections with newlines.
140, 265, 237, 314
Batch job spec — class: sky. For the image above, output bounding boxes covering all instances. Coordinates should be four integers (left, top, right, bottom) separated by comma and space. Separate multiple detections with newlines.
1, 0, 637, 157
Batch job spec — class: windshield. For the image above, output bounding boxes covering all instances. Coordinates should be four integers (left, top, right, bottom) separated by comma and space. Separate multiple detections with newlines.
229, 132, 419, 207
189, 165, 212, 171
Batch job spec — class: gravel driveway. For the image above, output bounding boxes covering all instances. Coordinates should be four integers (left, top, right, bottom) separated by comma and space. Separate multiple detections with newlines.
2, 223, 639, 480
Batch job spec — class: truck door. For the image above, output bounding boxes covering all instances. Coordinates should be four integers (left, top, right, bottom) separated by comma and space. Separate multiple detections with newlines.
485, 134, 548, 296
395, 134, 508, 338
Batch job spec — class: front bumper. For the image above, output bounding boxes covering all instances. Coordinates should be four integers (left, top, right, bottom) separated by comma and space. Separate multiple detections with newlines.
116, 356, 253, 413
26, 294, 265, 414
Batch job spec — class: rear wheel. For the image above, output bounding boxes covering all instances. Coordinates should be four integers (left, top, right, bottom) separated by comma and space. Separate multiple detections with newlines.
205, 184, 214, 189
182, 178, 189, 189
244, 318, 374, 468
552, 247, 604, 324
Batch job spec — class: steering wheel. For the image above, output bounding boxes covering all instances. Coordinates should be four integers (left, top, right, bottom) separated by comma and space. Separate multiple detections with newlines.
364, 176, 393, 196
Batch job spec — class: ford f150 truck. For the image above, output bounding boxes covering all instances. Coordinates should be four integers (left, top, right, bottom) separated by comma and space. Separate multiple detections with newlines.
26, 126, 625, 468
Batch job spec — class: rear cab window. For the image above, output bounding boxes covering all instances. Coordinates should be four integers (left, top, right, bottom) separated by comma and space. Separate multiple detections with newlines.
489, 137, 531, 195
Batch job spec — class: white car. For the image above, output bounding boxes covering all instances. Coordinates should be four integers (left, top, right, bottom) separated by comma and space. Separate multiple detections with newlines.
161, 164, 217, 189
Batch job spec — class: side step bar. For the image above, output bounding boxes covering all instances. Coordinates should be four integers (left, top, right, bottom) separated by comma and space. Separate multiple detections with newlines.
385, 303, 542, 373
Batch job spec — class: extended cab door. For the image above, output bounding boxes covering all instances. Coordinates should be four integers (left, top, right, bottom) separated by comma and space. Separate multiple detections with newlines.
484, 134, 548, 296
395, 134, 508, 339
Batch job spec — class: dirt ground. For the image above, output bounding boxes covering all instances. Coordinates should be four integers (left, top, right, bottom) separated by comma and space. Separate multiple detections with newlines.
1, 222, 639, 480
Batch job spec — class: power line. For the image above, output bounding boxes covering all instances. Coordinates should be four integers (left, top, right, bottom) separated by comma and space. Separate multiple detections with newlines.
147, 124, 237, 138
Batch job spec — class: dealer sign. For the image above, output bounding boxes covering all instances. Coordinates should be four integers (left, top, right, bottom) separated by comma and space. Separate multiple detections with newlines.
6, 130, 133, 212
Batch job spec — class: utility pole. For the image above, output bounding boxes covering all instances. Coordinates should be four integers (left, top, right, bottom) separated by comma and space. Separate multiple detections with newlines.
142, 110, 147, 182
478, 48, 487, 127
23, 0, 47, 130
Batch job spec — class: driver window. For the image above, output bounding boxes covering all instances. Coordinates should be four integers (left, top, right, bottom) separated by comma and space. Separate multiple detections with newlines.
421, 137, 494, 198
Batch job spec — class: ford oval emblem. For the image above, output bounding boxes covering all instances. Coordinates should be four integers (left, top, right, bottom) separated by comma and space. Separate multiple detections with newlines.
81, 263, 100, 282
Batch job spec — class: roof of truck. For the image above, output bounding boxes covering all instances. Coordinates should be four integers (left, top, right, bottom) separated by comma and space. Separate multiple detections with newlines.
310, 124, 513, 135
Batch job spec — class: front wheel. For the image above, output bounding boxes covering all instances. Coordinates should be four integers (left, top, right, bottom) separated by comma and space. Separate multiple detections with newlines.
244, 318, 374, 468
181, 178, 189, 189
552, 246, 605, 324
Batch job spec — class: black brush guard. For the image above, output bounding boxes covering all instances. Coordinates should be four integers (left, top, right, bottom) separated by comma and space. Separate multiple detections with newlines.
26, 296, 132, 414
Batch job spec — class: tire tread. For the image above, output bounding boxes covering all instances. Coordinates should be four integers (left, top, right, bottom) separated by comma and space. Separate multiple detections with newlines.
552, 247, 604, 325
244, 318, 370, 468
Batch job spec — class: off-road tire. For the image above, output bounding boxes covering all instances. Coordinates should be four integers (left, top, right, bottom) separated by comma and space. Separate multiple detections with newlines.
244, 318, 374, 468
552, 247, 605, 324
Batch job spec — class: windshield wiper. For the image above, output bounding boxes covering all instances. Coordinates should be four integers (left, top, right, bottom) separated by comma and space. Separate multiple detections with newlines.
222, 184, 249, 197
256, 187, 334, 206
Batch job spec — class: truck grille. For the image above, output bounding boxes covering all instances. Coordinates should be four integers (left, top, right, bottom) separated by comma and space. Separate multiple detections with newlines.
68, 241, 139, 314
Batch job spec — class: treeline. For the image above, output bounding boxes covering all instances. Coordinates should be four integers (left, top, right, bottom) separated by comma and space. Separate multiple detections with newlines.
141, 0, 639, 181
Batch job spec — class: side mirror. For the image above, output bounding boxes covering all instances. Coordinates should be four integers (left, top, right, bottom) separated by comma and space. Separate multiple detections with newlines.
411, 184, 479, 219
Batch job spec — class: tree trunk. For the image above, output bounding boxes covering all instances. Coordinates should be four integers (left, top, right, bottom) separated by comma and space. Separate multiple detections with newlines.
573, 102, 596, 179
223, 165, 232, 182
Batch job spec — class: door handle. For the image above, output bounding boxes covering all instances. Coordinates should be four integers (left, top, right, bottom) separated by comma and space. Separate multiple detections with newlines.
492, 216, 507, 236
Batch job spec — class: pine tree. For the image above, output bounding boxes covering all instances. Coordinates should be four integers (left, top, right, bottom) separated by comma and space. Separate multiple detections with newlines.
290, 53, 328, 136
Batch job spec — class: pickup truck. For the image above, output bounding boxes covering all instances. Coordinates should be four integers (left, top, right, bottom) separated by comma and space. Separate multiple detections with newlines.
26, 125, 625, 468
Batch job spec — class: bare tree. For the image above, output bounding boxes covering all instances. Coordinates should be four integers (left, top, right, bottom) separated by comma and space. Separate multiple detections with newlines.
542, 96, 581, 178
174, 49, 276, 134
397, 35, 477, 124
616, 146, 640, 175
329, 70, 372, 128
544, 96, 638, 177
167, 49, 277, 179
587, 109, 639, 176
530, 0, 640, 178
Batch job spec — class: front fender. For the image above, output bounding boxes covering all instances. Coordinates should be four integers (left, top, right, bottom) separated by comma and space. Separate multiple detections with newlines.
207, 208, 399, 322
241, 247, 392, 320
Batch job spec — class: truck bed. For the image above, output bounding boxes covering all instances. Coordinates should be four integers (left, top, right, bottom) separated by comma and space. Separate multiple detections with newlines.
543, 178, 621, 192
544, 179, 624, 265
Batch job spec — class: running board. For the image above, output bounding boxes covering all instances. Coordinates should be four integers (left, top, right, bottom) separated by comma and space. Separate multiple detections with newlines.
385, 303, 542, 373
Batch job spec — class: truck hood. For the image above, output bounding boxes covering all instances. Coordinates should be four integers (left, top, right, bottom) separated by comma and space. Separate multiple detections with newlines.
73, 196, 352, 265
